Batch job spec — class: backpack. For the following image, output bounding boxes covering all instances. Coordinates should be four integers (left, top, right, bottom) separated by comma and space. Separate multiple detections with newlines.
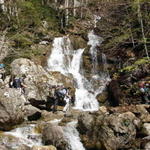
0, 64, 5, 69
55, 88, 67, 99
13, 78, 22, 88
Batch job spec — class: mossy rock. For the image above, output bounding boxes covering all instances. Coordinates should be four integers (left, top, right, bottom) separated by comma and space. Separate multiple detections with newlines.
96, 91, 108, 103
70, 35, 87, 49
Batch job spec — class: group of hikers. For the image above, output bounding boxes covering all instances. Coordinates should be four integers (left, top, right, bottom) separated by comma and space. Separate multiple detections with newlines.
138, 80, 150, 104
0, 62, 149, 114
0, 63, 73, 113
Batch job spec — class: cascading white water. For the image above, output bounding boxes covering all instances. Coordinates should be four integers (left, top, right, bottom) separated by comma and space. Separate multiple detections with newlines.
0, 0, 5, 12
4, 124, 42, 149
102, 53, 108, 73
94, 15, 101, 28
87, 15, 110, 97
88, 30, 103, 75
48, 36, 99, 111
65, 0, 69, 26
63, 121, 85, 150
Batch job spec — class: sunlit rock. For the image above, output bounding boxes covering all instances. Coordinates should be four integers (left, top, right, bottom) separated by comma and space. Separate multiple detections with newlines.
0, 88, 26, 130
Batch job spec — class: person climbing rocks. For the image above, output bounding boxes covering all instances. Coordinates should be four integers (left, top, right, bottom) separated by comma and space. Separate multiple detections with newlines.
139, 81, 150, 104
52, 85, 71, 113
63, 87, 72, 113
10, 75, 27, 93
0, 63, 5, 82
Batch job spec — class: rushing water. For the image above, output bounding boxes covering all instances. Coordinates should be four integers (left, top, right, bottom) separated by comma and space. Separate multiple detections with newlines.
4, 124, 42, 149
47, 32, 110, 111
64, 121, 85, 150
88, 30, 103, 75
48, 37, 99, 111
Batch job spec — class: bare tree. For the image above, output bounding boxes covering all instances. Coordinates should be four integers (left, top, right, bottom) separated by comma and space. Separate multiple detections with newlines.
137, 0, 149, 59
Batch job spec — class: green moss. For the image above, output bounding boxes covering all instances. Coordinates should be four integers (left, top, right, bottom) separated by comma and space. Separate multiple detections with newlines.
121, 65, 137, 72
134, 57, 149, 65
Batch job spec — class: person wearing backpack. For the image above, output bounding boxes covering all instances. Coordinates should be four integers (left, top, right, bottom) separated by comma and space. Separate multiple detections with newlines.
10, 75, 26, 93
0, 63, 5, 82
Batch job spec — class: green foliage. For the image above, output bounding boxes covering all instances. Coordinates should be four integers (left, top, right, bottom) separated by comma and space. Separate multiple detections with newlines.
11, 33, 33, 48
16, 0, 59, 31
120, 57, 150, 73
0, 0, 60, 69
121, 65, 136, 72
134, 57, 149, 65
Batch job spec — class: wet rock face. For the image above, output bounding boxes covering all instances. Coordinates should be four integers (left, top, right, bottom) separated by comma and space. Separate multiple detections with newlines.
42, 123, 68, 150
77, 109, 140, 150
0, 88, 26, 130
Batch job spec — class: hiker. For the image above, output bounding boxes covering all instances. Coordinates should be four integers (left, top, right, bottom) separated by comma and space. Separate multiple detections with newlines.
0, 63, 5, 81
52, 85, 61, 113
139, 81, 150, 104
10, 75, 26, 93
52, 85, 71, 113
117, 56, 122, 69
63, 88, 72, 113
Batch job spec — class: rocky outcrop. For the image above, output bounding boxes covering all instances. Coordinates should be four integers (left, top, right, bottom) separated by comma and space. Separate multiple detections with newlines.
11, 58, 58, 102
0, 88, 26, 130
10, 58, 75, 105
77, 105, 150, 150
0, 85, 43, 129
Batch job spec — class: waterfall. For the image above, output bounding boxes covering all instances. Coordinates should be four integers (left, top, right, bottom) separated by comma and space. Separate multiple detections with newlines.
94, 15, 101, 28
64, 121, 85, 150
65, 0, 69, 26
73, 0, 80, 17
87, 29, 110, 96
4, 124, 42, 149
102, 53, 108, 72
0, 0, 5, 12
88, 30, 103, 75
48, 36, 99, 111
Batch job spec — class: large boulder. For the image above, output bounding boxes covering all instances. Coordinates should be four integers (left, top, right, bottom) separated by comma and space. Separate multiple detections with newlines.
0, 88, 26, 130
142, 123, 150, 136
11, 58, 58, 102
77, 108, 141, 150
42, 123, 68, 150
